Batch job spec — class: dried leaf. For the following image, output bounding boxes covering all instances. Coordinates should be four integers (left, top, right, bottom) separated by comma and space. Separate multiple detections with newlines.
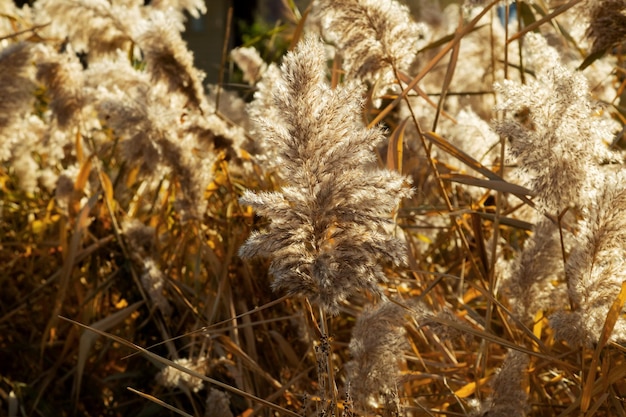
454, 376, 491, 398
74, 301, 144, 406
387, 117, 409, 172
581, 281, 626, 412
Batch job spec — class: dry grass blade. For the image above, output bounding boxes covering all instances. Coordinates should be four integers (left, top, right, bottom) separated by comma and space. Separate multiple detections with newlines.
440, 173, 534, 196
581, 281, 626, 412
417, 25, 487, 53
507, 0, 584, 43
367, 0, 499, 128
0, 22, 50, 41
3, 1, 626, 415
464, 279, 547, 351
397, 72, 457, 123
387, 117, 409, 172
123, 295, 291, 360
468, 210, 534, 230
0, 235, 114, 326
218, 334, 284, 390
432, 14, 461, 132
579, 49, 609, 71
470, 212, 489, 275
424, 132, 500, 181
605, 362, 626, 391
41, 194, 98, 352
586, 392, 610, 416
288, 3, 310, 50
99, 171, 115, 212
454, 376, 491, 398
390, 298, 573, 367
268, 330, 301, 368
74, 301, 144, 408
127, 387, 193, 417
557, 361, 626, 417
251, 366, 313, 415
59, 316, 302, 417
215, 6, 234, 113
424, 131, 536, 206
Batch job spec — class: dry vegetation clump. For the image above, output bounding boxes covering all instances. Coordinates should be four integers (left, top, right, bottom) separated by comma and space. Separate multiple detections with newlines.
3, 0, 626, 416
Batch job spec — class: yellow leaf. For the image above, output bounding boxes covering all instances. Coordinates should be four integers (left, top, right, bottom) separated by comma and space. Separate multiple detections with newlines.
0, 172, 9, 191
387, 117, 409, 173
416, 233, 432, 244
533, 310, 544, 351
463, 287, 482, 304
240, 148, 252, 161
100, 171, 115, 211
75, 130, 83, 163
74, 301, 143, 407
454, 376, 491, 398
115, 298, 128, 309
581, 281, 626, 412
126, 165, 139, 187
74, 157, 93, 193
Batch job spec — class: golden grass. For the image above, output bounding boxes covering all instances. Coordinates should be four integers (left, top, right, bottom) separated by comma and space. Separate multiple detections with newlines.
2, 1, 626, 416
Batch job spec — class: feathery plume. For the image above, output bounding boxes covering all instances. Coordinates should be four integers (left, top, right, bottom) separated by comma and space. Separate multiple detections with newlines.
584, 0, 626, 57
239, 37, 412, 314
494, 33, 615, 214
121, 218, 172, 316
35, 0, 204, 65
0, 42, 36, 138
346, 301, 406, 415
12, 148, 39, 194
155, 357, 205, 393
34, 0, 135, 59
205, 388, 234, 417
87, 56, 215, 220
36, 49, 85, 129
149, 0, 206, 24
3, 113, 52, 195
136, 11, 207, 111
245, 63, 283, 159
141, 258, 172, 317
121, 218, 157, 257
315, 0, 427, 92
504, 219, 568, 321
551, 171, 626, 347
230, 46, 267, 85
473, 350, 529, 417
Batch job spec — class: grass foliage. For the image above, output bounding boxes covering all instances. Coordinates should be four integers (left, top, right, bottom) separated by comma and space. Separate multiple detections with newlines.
2, 0, 626, 416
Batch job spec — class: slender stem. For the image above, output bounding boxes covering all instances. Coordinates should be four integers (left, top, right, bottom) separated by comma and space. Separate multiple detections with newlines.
367, 0, 500, 129
506, 0, 584, 44
557, 207, 574, 310
215, 6, 234, 114
318, 306, 338, 415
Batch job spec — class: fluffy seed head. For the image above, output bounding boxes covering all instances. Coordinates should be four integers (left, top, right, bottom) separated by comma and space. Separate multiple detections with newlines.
239, 37, 412, 313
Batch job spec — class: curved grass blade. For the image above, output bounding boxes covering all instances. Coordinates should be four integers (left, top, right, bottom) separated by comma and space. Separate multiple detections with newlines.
60, 316, 302, 417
